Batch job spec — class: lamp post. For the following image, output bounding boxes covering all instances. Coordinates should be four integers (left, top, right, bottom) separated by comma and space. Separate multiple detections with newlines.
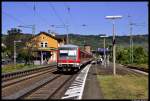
100, 34, 108, 68
105, 15, 122, 76
14, 40, 22, 67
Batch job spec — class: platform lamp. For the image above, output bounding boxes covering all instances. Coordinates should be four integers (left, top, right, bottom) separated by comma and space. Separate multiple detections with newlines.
105, 15, 123, 76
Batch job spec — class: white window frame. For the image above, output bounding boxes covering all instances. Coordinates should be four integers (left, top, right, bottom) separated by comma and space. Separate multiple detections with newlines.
40, 42, 48, 48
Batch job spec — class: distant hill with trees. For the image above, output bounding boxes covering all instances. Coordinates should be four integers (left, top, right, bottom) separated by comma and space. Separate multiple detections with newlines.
2, 33, 148, 52
56, 34, 148, 52
2, 31, 148, 65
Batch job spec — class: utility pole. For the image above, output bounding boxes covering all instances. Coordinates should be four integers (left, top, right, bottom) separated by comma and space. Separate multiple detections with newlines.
18, 25, 35, 35
18, 25, 35, 64
32, 24, 35, 36
128, 15, 133, 63
14, 40, 22, 68
130, 24, 133, 64
128, 15, 145, 64
107, 48, 110, 65
66, 25, 69, 44
14, 41, 16, 67
50, 24, 69, 44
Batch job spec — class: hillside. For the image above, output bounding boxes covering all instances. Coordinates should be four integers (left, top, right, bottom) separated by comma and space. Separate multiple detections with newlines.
57, 34, 148, 51
2, 34, 148, 51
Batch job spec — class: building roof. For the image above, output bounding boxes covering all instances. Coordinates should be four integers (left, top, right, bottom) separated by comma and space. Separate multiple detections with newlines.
29, 32, 65, 43
84, 44, 91, 46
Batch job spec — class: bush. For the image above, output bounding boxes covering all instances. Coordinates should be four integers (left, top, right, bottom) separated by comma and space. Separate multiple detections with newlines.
116, 46, 148, 65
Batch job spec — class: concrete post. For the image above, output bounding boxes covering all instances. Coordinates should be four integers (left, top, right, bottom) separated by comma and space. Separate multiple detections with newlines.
112, 20, 116, 75
14, 41, 16, 67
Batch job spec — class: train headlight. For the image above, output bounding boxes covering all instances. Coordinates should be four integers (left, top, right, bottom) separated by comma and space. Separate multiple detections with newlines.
75, 63, 79, 67
58, 64, 62, 67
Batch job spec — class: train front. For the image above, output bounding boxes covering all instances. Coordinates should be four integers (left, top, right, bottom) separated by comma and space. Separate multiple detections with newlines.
57, 44, 80, 71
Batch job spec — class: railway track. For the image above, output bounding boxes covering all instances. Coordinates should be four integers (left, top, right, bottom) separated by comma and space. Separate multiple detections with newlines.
123, 64, 148, 73
2, 63, 57, 81
22, 74, 74, 99
93, 62, 148, 76
2, 62, 98, 100
2, 66, 81, 100
2, 67, 56, 88
2, 66, 57, 99
117, 64, 148, 76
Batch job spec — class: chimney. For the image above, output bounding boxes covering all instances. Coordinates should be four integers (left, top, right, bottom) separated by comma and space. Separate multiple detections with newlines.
84, 44, 91, 53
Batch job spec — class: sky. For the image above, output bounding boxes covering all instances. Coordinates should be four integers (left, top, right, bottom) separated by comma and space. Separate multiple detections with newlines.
2, 2, 148, 36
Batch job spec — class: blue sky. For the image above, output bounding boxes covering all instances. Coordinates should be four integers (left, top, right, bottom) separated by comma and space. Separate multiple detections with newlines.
2, 2, 148, 36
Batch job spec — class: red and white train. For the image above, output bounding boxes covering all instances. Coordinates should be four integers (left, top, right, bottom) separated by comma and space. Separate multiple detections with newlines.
57, 44, 93, 71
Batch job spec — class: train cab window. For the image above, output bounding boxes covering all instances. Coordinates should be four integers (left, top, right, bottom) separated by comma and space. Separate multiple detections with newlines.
59, 49, 77, 60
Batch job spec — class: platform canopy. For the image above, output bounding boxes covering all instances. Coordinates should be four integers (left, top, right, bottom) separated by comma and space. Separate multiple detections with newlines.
97, 48, 111, 55
33, 47, 58, 52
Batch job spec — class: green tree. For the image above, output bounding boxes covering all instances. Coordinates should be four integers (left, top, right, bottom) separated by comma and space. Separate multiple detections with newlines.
133, 46, 148, 64
17, 36, 40, 65
116, 46, 130, 64
4, 28, 33, 64
116, 45, 148, 65
5, 28, 23, 59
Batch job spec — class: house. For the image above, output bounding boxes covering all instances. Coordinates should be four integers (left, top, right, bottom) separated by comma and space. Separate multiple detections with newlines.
26, 32, 66, 64
84, 44, 91, 54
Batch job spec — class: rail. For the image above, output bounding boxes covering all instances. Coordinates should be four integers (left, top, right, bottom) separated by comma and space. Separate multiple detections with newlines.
2, 63, 57, 81
123, 64, 148, 73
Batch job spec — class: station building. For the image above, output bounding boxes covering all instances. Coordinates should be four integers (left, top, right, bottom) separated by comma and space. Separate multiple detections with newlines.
26, 32, 66, 64
84, 44, 91, 54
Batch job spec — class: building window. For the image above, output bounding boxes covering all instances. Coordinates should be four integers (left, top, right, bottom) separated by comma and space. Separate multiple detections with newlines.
41, 42, 43, 47
45, 42, 48, 47
40, 42, 48, 47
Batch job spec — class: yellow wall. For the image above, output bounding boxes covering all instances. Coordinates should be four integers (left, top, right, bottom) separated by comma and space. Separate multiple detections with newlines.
29, 33, 59, 48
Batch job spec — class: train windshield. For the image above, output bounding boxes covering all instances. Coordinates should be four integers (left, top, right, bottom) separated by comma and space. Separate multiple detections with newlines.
59, 48, 77, 60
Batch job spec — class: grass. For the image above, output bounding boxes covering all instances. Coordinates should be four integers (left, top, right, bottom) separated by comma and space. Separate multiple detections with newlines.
97, 74, 148, 99
2, 64, 39, 73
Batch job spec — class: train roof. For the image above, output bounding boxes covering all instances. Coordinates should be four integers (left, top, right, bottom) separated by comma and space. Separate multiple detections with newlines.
59, 44, 79, 48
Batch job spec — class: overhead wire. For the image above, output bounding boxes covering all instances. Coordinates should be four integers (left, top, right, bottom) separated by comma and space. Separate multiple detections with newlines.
49, 2, 66, 26
63, 3, 71, 31
33, 2, 51, 26
24, 2, 50, 26
63, 3, 72, 20
2, 11, 27, 25
24, 2, 54, 35
63, 3, 76, 33
63, 3, 88, 35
